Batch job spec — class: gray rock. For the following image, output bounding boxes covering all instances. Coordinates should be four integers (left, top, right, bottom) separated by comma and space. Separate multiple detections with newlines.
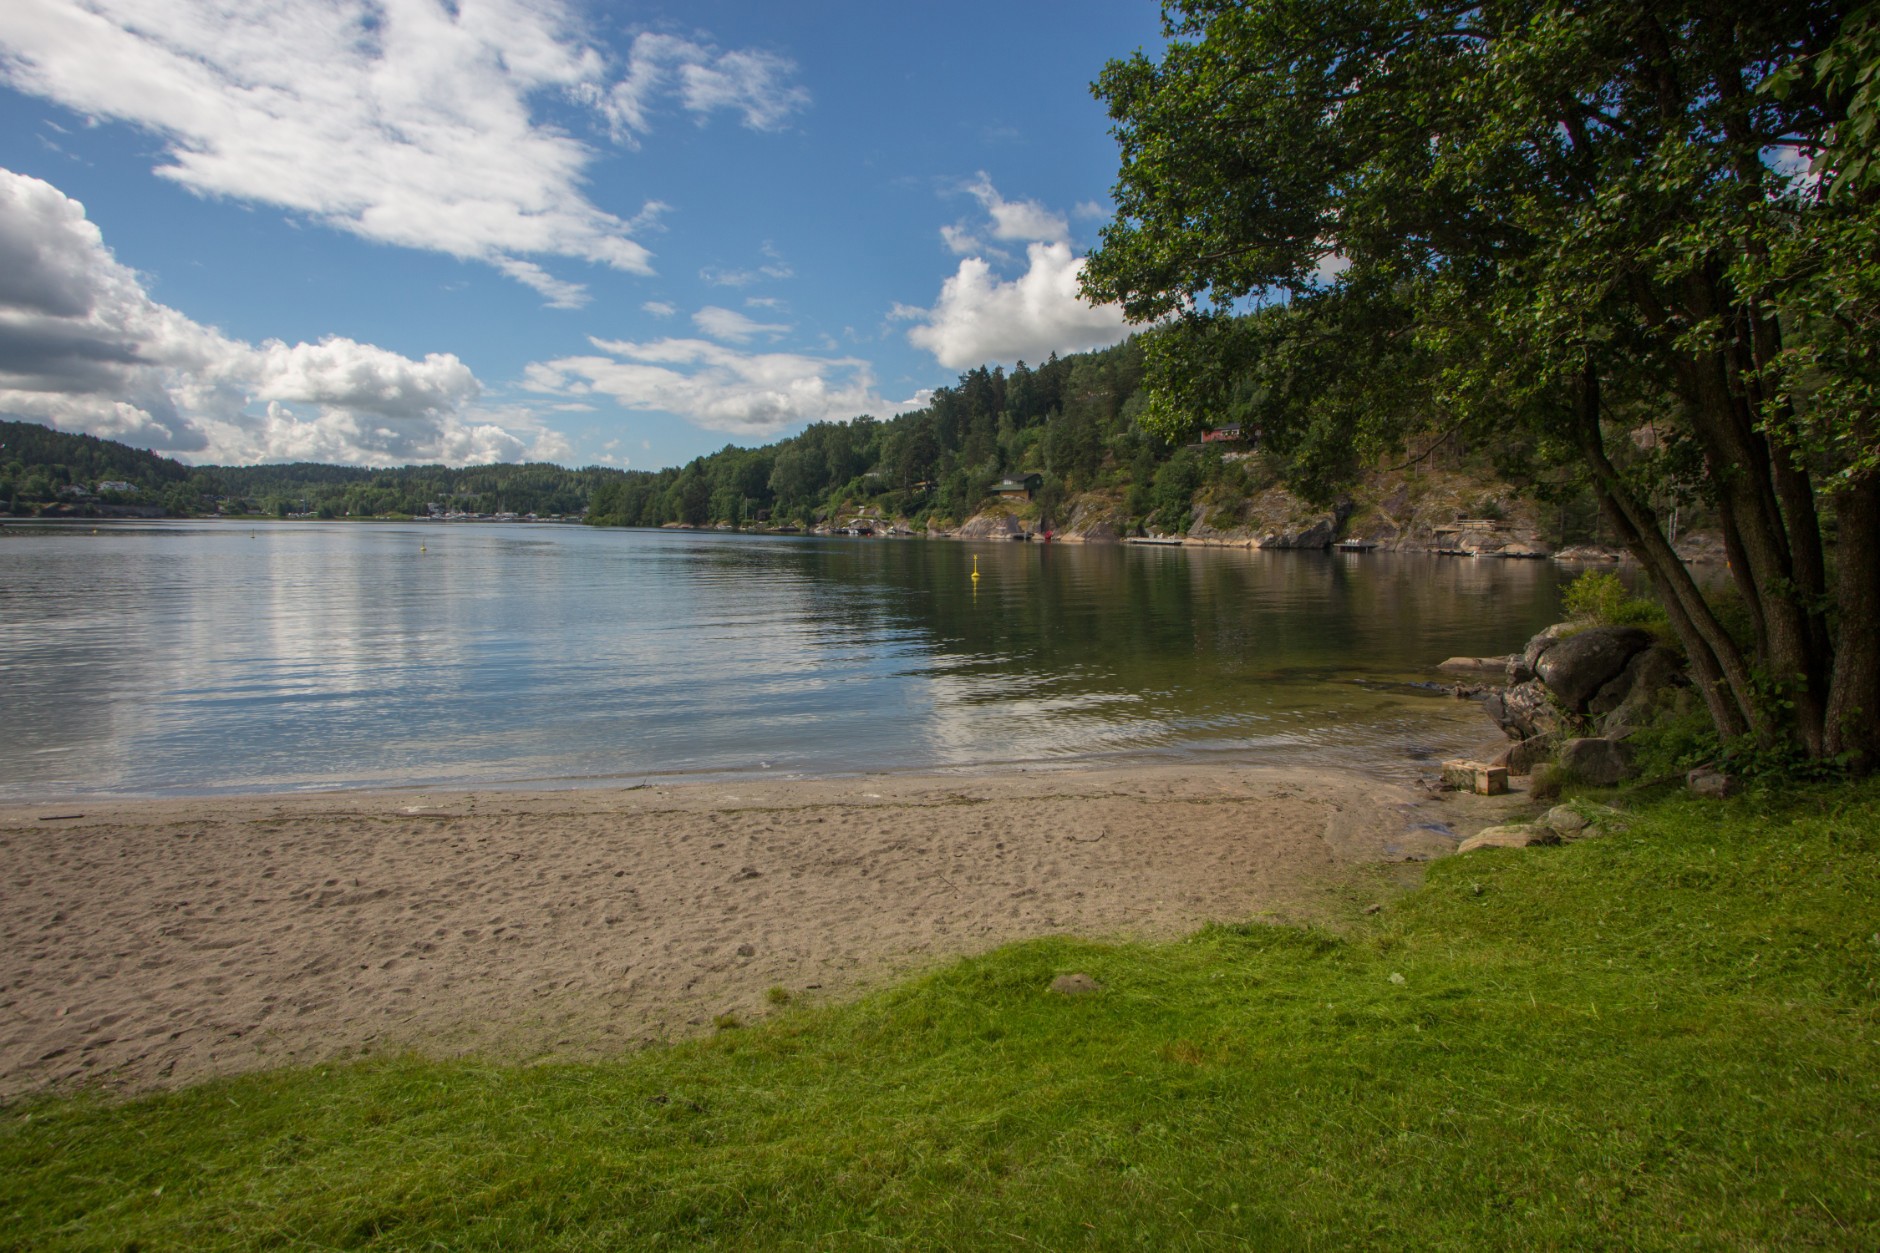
1554, 545, 1625, 563
1687, 765, 1738, 798
1542, 805, 1589, 836
1456, 823, 1561, 854
958, 511, 1025, 540
1535, 626, 1654, 711
1522, 622, 1578, 673
1439, 655, 1519, 674
1484, 680, 1561, 742
1254, 517, 1338, 549
1596, 647, 1688, 738
1558, 736, 1637, 786
1489, 734, 1551, 776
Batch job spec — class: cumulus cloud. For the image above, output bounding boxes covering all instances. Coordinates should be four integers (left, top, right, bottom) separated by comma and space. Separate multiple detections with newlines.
524, 336, 899, 439
940, 223, 996, 258
641, 300, 677, 318
965, 173, 1068, 243
0, 167, 549, 465
692, 305, 791, 344
903, 242, 1130, 369
0, 3, 805, 303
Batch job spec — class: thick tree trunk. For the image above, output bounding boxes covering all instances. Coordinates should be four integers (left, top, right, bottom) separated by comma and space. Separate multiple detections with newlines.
1679, 325, 1830, 753
1825, 472, 1880, 770
1577, 368, 1758, 738
1591, 476, 1751, 740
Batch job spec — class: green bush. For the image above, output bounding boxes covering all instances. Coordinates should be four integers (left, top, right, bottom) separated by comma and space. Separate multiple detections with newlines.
1560, 570, 1666, 631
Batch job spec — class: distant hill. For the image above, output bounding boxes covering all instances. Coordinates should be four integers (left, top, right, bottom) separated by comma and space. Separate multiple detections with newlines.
0, 420, 626, 519
1, 419, 193, 496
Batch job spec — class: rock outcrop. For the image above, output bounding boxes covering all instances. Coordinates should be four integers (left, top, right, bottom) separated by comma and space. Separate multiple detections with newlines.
1339, 468, 1551, 556
1180, 485, 1346, 549
1060, 495, 1128, 542
956, 510, 1026, 540
1484, 680, 1562, 744
1475, 622, 1687, 784
1531, 625, 1654, 711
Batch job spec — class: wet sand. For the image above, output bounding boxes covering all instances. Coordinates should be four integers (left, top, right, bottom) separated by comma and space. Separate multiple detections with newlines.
0, 763, 1478, 1099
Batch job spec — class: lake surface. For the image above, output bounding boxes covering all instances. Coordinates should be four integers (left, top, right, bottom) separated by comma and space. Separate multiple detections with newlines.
0, 521, 1567, 799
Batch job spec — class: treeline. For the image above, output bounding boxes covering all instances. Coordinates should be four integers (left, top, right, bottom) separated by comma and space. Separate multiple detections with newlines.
590, 337, 1232, 531
1, 420, 626, 518
200, 462, 617, 518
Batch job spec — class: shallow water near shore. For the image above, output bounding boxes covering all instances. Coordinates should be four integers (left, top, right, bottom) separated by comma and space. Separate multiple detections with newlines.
0, 521, 1565, 798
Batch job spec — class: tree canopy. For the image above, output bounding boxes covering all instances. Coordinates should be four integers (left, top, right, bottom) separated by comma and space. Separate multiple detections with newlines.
1085, 0, 1880, 770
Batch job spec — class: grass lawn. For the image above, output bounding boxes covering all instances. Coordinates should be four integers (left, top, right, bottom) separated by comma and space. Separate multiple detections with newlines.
4, 780, 1878, 1249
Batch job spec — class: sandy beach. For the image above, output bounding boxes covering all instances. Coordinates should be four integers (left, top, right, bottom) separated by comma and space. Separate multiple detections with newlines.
0, 763, 1495, 1100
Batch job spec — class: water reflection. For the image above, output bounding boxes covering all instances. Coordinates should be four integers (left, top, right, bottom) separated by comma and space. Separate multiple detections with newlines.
0, 522, 1566, 798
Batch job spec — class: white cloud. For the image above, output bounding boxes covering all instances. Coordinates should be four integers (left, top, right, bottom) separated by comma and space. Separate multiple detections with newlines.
1073, 200, 1108, 220
965, 173, 1068, 243
692, 305, 791, 344
641, 300, 677, 318
903, 242, 1130, 369
524, 336, 900, 439
940, 223, 990, 257
603, 32, 808, 141
0, 3, 804, 303
0, 167, 547, 465
492, 257, 592, 310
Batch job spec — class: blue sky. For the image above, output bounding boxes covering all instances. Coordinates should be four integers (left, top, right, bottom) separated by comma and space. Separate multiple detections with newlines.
0, 0, 1165, 469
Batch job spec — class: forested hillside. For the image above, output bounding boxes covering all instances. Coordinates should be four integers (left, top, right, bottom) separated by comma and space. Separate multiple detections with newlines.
1, 420, 621, 519
7, 334, 1617, 546
587, 341, 1166, 530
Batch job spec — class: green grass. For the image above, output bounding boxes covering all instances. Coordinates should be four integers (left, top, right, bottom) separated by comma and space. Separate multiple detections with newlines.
6, 781, 1880, 1250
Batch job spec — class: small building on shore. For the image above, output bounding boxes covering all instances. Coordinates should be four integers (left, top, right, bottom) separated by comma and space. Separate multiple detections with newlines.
992, 473, 1044, 502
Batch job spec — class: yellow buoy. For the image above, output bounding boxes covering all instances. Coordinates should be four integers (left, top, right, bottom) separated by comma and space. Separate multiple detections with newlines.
971, 554, 980, 582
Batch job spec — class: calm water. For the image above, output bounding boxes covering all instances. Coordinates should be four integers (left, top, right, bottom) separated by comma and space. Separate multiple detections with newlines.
0, 521, 1566, 798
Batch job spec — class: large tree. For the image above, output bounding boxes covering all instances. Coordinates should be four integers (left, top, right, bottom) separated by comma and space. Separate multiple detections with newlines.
1085, 0, 1880, 769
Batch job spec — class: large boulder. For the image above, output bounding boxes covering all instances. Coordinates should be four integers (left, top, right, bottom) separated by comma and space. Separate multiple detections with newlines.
1534, 626, 1654, 711
1557, 736, 1636, 786
1488, 735, 1550, 776
1591, 646, 1688, 738
1484, 679, 1562, 742
1521, 622, 1577, 674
